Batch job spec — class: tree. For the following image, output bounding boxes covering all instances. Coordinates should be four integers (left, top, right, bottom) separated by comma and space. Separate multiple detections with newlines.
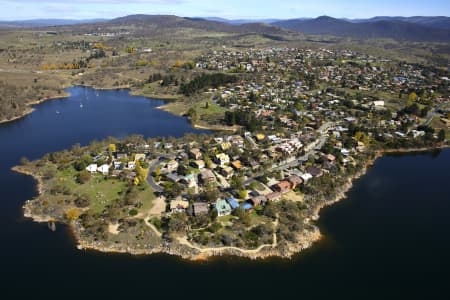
77, 170, 91, 184
438, 129, 446, 142
20, 156, 30, 165
238, 190, 248, 200
66, 208, 81, 221
186, 107, 199, 124
408, 92, 418, 103
167, 213, 188, 233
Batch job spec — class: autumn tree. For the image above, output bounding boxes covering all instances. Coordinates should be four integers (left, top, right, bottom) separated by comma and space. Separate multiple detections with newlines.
66, 208, 81, 221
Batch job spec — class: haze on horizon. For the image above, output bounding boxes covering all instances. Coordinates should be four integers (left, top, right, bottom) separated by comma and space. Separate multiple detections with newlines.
0, 0, 448, 21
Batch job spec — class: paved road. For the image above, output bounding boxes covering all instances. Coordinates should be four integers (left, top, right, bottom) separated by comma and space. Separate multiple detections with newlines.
423, 104, 445, 126
147, 159, 164, 193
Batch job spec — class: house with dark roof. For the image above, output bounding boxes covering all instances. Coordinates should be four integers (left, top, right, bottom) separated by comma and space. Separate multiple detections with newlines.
273, 181, 291, 194
192, 202, 209, 216
250, 195, 267, 207
306, 166, 323, 177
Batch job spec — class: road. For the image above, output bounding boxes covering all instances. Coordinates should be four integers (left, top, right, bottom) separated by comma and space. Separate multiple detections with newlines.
422, 104, 445, 126
147, 159, 164, 193
243, 126, 331, 186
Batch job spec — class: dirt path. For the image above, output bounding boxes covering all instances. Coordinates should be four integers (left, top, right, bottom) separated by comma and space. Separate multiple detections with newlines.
177, 215, 279, 255
144, 218, 163, 237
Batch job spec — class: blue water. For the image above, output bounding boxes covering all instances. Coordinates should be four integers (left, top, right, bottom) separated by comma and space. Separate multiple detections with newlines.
0, 86, 449, 299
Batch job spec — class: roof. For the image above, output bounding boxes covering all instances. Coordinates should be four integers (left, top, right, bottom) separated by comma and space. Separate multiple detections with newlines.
241, 203, 253, 210
306, 166, 322, 177
276, 181, 291, 189
250, 195, 267, 206
287, 175, 303, 185
266, 191, 281, 200
170, 200, 189, 210
193, 202, 209, 214
231, 160, 242, 169
215, 199, 232, 214
226, 197, 240, 209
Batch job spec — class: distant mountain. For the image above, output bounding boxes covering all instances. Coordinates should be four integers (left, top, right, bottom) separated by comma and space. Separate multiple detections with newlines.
273, 16, 450, 42
350, 16, 450, 30
109, 14, 288, 35
0, 18, 108, 28
203, 17, 283, 25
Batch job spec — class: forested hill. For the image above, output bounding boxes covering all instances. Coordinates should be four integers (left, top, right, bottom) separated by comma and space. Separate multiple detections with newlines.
272, 16, 450, 42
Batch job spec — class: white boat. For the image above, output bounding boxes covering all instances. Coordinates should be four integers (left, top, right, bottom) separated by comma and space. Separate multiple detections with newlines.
80, 104, 83, 108
56, 110, 60, 114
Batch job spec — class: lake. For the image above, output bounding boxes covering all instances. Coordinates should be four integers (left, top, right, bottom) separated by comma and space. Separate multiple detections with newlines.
1, 86, 449, 299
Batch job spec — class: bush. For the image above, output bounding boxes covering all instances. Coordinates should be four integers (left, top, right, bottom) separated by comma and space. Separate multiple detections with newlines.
129, 209, 138, 216
77, 170, 91, 184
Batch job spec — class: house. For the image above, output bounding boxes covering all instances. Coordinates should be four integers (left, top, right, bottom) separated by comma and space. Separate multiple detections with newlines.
97, 164, 110, 175
215, 153, 230, 166
250, 195, 267, 206
306, 166, 323, 177
192, 202, 209, 216
241, 203, 253, 211
287, 175, 303, 189
220, 166, 234, 179
170, 199, 189, 213
200, 169, 216, 184
273, 181, 291, 194
166, 160, 179, 173
226, 197, 240, 210
166, 173, 181, 182
220, 142, 232, 151
113, 161, 122, 170
215, 199, 232, 217
181, 173, 197, 188
127, 161, 136, 170
191, 160, 205, 169
189, 148, 202, 160
116, 153, 127, 160
134, 153, 146, 161
231, 160, 242, 171
322, 154, 336, 162
248, 160, 261, 170
266, 192, 282, 202
111, 170, 121, 177
86, 164, 98, 173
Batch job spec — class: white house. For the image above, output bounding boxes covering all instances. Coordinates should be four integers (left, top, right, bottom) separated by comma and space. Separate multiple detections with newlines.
97, 164, 110, 175
300, 173, 313, 183
86, 164, 98, 173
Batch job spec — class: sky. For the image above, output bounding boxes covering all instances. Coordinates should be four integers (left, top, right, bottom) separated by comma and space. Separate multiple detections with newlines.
0, 0, 449, 21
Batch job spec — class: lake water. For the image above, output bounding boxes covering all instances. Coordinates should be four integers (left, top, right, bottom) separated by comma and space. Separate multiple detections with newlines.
1, 86, 449, 299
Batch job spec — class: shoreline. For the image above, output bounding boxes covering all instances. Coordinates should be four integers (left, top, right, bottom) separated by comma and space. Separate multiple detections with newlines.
13, 144, 448, 261
0, 93, 70, 125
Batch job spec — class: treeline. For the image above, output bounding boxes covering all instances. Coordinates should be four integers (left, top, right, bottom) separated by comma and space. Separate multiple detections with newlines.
147, 73, 178, 86
179, 73, 238, 96
224, 110, 261, 132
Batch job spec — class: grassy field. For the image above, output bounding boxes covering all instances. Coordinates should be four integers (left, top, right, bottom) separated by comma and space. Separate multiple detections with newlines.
55, 167, 155, 214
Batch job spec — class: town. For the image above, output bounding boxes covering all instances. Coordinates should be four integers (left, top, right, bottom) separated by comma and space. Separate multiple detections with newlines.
18, 46, 449, 259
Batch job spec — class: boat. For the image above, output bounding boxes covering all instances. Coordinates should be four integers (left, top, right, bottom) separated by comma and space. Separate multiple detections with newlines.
48, 221, 56, 232
80, 104, 83, 108
56, 110, 60, 114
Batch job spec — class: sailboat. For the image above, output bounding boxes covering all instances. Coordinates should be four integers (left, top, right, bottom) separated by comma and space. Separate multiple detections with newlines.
80, 103, 83, 108
56, 110, 60, 114
48, 221, 56, 232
